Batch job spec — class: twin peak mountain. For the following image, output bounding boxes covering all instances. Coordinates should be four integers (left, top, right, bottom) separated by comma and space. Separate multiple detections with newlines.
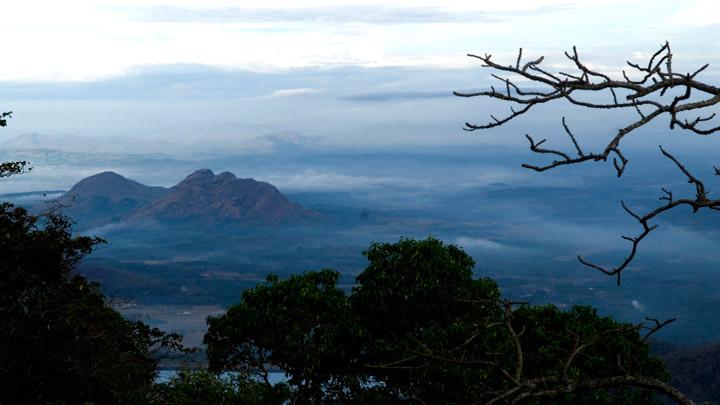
59, 169, 315, 227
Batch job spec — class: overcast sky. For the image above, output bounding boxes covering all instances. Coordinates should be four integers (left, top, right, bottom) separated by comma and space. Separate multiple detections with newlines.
1, 0, 718, 81
0, 1, 718, 152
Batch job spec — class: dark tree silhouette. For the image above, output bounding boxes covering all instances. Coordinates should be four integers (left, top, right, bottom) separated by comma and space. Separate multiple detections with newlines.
455, 42, 720, 285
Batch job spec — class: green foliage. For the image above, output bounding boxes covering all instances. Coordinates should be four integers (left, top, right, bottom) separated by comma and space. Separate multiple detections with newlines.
351, 237, 504, 402
508, 304, 668, 404
205, 269, 361, 402
153, 369, 239, 404
514, 305, 667, 381
151, 369, 291, 405
206, 237, 670, 403
353, 237, 499, 334
0, 203, 184, 404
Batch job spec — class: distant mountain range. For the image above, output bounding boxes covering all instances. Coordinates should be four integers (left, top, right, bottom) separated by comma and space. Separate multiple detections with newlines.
1, 130, 310, 157
56, 169, 315, 228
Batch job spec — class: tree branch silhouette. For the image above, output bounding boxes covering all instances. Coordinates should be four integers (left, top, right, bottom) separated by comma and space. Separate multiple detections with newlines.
456, 43, 720, 283
380, 299, 691, 404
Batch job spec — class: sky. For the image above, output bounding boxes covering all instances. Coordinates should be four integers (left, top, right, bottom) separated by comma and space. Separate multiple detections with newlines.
0, 0, 718, 149
0, 0, 718, 80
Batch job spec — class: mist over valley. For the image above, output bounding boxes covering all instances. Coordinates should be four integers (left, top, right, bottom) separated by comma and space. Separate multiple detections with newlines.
4, 138, 719, 347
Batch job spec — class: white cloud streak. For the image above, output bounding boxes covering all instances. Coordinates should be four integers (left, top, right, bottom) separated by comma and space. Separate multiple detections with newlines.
455, 237, 505, 250
265, 169, 428, 191
262, 88, 321, 98
0, 0, 706, 81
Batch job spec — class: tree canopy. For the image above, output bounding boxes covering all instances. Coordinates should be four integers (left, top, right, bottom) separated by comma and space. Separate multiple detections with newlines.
205, 269, 357, 402
151, 369, 292, 405
0, 202, 189, 403
206, 237, 683, 403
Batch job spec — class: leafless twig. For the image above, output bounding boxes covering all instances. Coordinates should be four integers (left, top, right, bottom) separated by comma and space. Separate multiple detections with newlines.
456, 43, 720, 282
578, 147, 720, 284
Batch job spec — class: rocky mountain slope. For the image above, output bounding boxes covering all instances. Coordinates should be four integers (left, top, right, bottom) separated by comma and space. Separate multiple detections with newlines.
130, 169, 312, 224
56, 169, 313, 227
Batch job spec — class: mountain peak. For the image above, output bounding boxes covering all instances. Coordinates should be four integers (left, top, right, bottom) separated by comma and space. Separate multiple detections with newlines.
184, 168, 215, 180
84, 171, 126, 181
69, 171, 156, 197
217, 171, 236, 181
57, 172, 169, 228
135, 169, 314, 224
57, 169, 315, 227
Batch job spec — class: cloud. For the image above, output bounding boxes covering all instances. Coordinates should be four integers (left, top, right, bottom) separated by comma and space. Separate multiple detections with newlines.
455, 236, 505, 250
83, 222, 132, 236
343, 90, 451, 102
0, 65, 476, 100
126, 1, 573, 25
130, 5, 503, 25
0, 191, 65, 204
262, 88, 321, 98
265, 169, 427, 191
0, 1, 712, 81
631, 299, 644, 311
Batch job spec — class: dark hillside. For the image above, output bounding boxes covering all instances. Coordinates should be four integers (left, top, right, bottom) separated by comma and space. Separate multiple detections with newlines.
56, 171, 168, 227
130, 169, 315, 225
661, 341, 720, 404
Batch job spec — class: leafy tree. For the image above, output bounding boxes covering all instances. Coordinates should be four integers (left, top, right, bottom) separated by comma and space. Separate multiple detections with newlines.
352, 238, 673, 403
153, 370, 240, 404
352, 237, 499, 336
206, 237, 685, 403
205, 270, 361, 402
151, 369, 291, 405
351, 238, 503, 402
0, 203, 187, 403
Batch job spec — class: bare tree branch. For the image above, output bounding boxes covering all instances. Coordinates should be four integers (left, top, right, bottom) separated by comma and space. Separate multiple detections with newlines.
455, 43, 719, 171
457, 43, 720, 282
577, 147, 720, 283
